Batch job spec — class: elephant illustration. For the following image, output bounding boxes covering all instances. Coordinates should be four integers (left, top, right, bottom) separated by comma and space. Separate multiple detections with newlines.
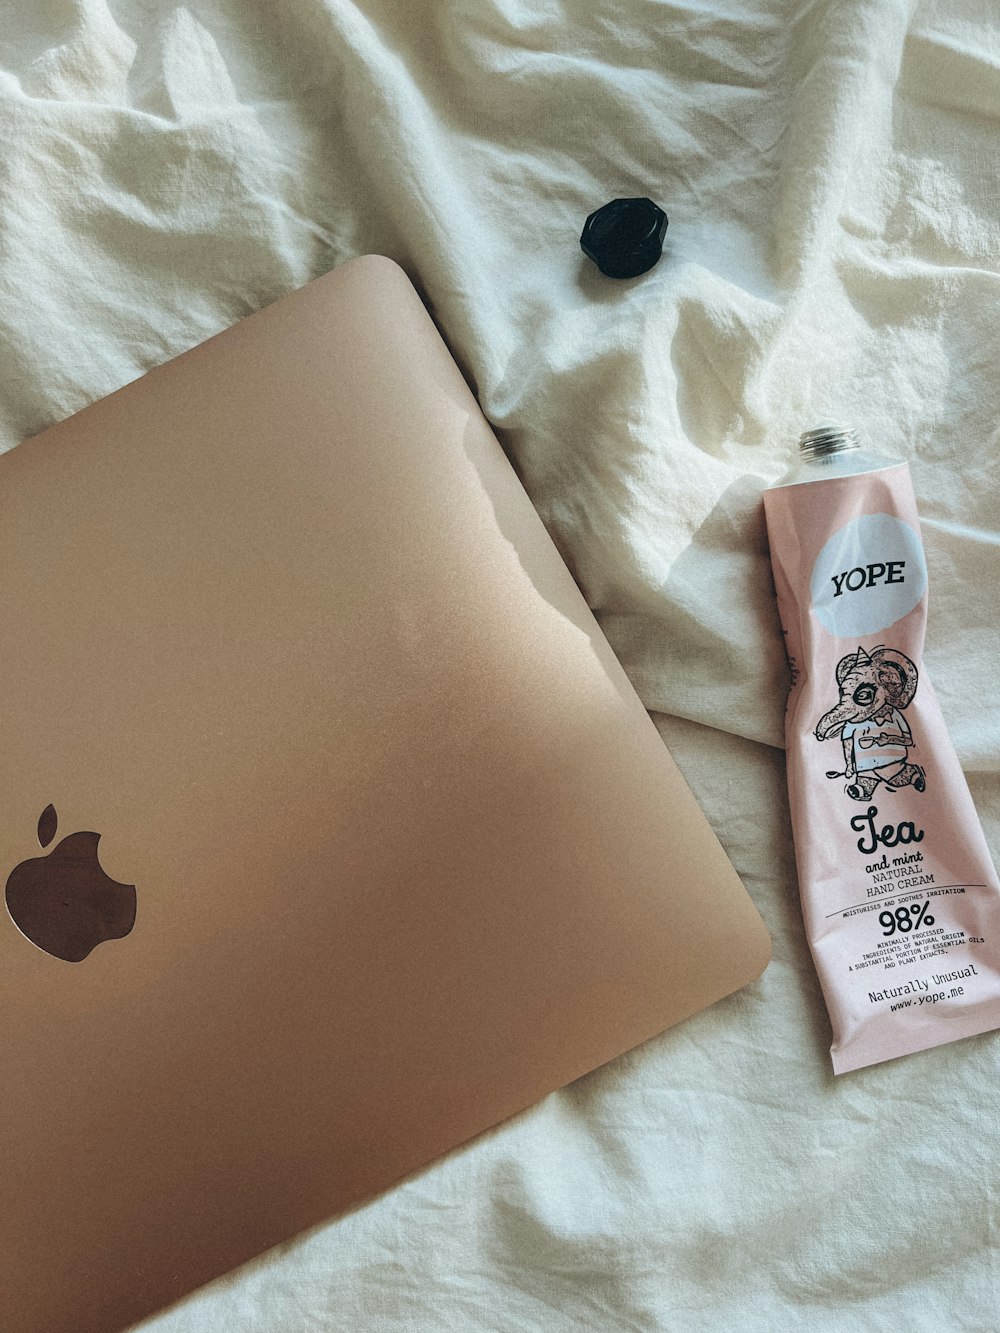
815, 645, 926, 802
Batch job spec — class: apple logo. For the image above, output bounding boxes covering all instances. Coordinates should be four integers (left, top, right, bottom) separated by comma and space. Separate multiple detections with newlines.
5, 804, 136, 962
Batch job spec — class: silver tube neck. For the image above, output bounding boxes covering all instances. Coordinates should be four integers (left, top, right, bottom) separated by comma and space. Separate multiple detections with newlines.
798, 423, 860, 458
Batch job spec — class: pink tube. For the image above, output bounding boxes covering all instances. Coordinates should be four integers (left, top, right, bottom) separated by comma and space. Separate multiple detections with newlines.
763, 426, 1000, 1073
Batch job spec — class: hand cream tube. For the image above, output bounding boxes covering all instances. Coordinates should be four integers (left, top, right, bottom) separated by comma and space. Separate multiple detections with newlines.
763, 425, 1000, 1073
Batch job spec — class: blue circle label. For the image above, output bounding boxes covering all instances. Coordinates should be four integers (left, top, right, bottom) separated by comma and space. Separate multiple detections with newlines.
810, 513, 927, 638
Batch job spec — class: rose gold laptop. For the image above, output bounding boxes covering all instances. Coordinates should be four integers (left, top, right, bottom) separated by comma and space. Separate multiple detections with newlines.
0, 255, 769, 1333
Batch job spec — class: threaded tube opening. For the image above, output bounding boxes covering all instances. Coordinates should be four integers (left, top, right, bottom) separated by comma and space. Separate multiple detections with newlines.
798, 423, 860, 458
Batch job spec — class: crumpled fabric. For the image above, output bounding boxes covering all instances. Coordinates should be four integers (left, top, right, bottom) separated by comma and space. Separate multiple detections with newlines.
1, 1, 998, 1329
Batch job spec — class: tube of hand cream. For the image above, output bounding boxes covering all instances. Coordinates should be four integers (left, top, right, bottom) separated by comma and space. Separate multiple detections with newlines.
763, 424, 1000, 1074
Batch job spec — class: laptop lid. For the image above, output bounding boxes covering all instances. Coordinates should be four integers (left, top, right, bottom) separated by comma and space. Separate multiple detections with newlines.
0, 255, 769, 1333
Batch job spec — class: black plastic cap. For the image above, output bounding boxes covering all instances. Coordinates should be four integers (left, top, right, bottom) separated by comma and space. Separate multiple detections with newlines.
580, 197, 668, 278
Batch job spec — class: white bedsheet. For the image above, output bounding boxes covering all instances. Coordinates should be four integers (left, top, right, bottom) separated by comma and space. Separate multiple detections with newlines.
3, 1, 999, 1329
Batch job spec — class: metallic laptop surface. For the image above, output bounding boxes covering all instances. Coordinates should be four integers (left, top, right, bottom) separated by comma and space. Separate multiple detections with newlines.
0, 255, 770, 1333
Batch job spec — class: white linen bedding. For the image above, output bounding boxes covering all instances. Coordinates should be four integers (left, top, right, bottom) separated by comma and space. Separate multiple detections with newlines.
2, 1, 999, 1329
